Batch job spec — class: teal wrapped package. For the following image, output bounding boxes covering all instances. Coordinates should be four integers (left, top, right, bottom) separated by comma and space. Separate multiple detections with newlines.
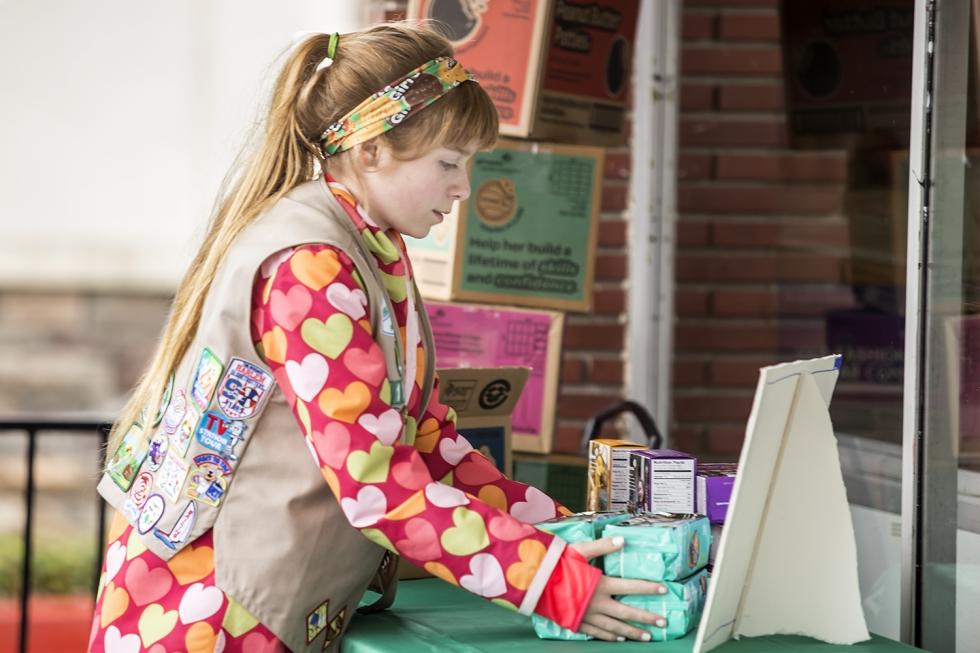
532, 511, 632, 640
621, 569, 710, 641
602, 513, 711, 581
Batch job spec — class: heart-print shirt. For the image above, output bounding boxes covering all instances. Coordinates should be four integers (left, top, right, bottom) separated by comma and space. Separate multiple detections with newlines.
89, 177, 599, 653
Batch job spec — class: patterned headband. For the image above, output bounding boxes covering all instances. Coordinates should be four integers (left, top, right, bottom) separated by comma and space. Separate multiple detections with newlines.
319, 56, 475, 157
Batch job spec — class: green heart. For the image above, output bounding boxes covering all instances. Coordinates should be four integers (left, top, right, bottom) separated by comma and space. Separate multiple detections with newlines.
362, 528, 394, 551
446, 407, 458, 425
301, 314, 353, 359
440, 507, 489, 556
492, 598, 518, 612
380, 379, 391, 405
441, 470, 453, 485
361, 228, 401, 264
380, 271, 408, 302
297, 401, 311, 436
347, 441, 394, 483
96, 572, 106, 602
403, 416, 417, 445
351, 269, 366, 292
222, 596, 259, 638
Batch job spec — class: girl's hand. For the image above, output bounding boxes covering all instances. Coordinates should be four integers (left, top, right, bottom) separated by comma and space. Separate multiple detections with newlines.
568, 537, 669, 642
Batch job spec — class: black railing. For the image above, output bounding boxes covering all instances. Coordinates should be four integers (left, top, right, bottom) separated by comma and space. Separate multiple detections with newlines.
1, 416, 112, 653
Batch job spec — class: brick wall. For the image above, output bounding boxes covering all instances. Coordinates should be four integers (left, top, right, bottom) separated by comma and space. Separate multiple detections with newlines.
673, 0, 853, 460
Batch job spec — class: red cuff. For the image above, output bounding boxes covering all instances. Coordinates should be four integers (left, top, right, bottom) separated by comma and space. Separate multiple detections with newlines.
533, 546, 602, 632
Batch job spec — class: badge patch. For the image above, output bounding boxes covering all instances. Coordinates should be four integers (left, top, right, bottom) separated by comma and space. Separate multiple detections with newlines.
153, 374, 175, 427
107, 424, 148, 492
145, 433, 169, 472
172, 405, 198, 457
216, 358, 274, 419
195, 410, 247, 460
153, 501, 196, 550
156, 453, 189, 503
307, 599, 329, 644
129, 471, 154, 509
190, 348, 225, 411
186, 455, 229, 507
161, 389, 188, 435
325, 606, 347, 647
380, 304, 395, 336
138, 494, 165, 534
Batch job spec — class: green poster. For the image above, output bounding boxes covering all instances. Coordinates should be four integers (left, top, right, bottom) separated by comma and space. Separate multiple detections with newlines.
459, 147, 598, 304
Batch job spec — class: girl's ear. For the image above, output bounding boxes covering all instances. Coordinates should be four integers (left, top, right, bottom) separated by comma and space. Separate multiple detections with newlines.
354, 140, 385, 171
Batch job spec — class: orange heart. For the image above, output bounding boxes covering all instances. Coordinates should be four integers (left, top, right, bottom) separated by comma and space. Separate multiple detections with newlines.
384, 491, 426, 521
260, 326, 287, 364
290, 248, 340, 291
166, 544, 215, 586
185, 621, 217, 653
505, 539, 547, 591
100, 582, 130, 628
414, 418, 441, 454
107, 510, 129, 543
320, 464, 341, 498
478, 485, 508, 511
415, 347, 426, 388
358, 319, 372, 334
423, 561, 458, 586
318, 381, 371, 424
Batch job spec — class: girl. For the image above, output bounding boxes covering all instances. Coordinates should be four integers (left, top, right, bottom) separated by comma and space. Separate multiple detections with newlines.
90, 23, 667, 653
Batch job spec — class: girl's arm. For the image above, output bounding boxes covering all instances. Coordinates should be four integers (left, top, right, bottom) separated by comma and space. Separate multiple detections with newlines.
251, 244, 599, 631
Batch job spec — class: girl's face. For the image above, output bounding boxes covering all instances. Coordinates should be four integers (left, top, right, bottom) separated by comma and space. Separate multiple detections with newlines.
356, 140, 477, 239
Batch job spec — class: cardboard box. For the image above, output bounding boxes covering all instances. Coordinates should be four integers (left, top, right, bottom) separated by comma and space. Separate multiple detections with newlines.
408, 0, 639, 146
435, 366, 529, 477
586, 439, 647, 511
427, 300, 563, 453
696, 463, 737, 524
628, 449, 696, 514
512, 452, 588, 512
406, 139, 602, 312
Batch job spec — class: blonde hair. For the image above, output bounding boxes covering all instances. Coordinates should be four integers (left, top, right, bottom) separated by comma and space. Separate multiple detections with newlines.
107, 22, 498, 455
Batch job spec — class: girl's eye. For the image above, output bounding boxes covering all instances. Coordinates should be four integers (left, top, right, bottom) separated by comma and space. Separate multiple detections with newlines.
440, 161, 458, 171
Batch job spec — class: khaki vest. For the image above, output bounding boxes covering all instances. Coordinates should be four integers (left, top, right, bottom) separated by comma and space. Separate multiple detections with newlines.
98, 179, 436, 652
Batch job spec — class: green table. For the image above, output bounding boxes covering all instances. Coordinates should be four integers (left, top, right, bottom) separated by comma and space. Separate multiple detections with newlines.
343, 579, 926, 652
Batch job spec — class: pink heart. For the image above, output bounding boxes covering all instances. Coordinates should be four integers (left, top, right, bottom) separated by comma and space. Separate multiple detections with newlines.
242, 631, 286, 653
391, 454, 428, 490
148, 645, 167, 653
511, 486, 558, 524
439, 435, 473, 465
312, 422, 350, 470
456, 457, 503, 486
269, 285, 312, 331
395, 518, 441, 561
124, 558, 173, 606
488, 515, 536, 541
343, 345, 387, 386
326, 282, 368, 320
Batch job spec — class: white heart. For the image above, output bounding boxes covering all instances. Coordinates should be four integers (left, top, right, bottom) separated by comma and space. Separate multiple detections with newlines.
459, 553, 507, 598
424, 482, 469, 508
260, 247, 294, 279
178, 582, 224, 624
340, 486, 387, 528
214, 630, 227, 653
357, 409, 403, 446
105, 540, 126, 583
326, 283, 368, 320
285, 353, 329, 402
510, 486, 558, 524
439, 435, 473, 466
104, 625, 141, 653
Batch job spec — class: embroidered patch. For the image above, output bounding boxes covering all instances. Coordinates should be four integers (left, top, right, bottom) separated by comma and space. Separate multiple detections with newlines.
307, 600, 329, 644
156, 452, 189, 503
190, 348, 225, 411
216, 358, 275, 419
186, 455, 230, 507
137, 494, 165, 534
161, 389, 188, 435
107, 424, 148, 492
129, 471, 154, 509
153, 501, 196, 550
195, 410, 247, 461
153, 373, 175, 427
172, 404, 198, 457
324, 606, 347, 649
380, 304, 395, 336
145, 433, 169, 472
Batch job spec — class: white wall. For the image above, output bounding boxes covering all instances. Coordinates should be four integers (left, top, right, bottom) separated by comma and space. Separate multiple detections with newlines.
0, 1, 367, 291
